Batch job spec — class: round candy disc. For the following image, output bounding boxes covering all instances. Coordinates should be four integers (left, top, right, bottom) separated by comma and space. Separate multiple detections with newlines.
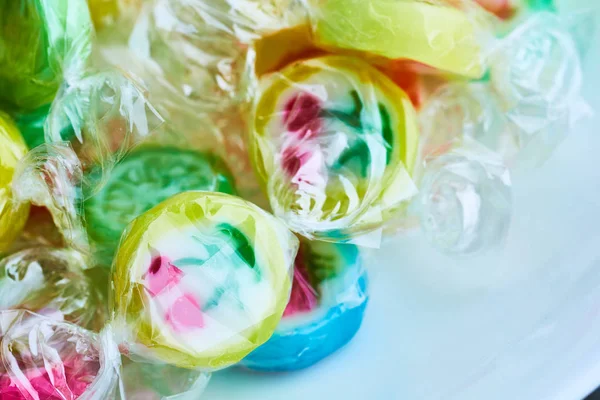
112, 192, 298, 370
84, 146, 236, 264
241, 240, 367, 371
310, 0, 487, 78
0, 310, 120, 400
250, 55, 419, 241
0, 112, 30, 253
0, 0, 92, 112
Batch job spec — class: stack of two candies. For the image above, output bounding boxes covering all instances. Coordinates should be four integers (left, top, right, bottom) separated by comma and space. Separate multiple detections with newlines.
0, 0, 590, 398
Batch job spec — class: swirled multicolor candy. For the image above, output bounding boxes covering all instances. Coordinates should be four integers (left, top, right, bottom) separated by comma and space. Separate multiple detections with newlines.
0, 112, 30, 253
111, 192, 298, 370
0, 0, 92, 112
84, 146, 237, 266
250, 55, 419, 243
0, 247, 104, 330
241, 240, 367, 371
0, 310, 121, 399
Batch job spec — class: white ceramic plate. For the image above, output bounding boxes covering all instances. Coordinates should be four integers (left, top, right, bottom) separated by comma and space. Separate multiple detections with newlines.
205, 0, 600, 398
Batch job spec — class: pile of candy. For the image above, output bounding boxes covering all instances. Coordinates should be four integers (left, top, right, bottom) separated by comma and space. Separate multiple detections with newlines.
0, 0, 591, 398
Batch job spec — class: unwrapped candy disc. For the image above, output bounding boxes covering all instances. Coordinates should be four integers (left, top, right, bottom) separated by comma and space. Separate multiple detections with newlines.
112, 191, 298, 370
0, 247, 103, 330
250, 55, 419, 243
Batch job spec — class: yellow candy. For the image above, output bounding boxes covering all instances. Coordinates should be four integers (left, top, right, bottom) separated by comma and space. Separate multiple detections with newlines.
0, 112, 30, 252
310, 0, 487, 78
250, 55, 419, 242
112, 192, 298, 370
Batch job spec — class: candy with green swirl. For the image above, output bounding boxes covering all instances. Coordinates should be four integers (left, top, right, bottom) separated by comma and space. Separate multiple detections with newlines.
250, 55, 419, 243
111, 192, 298, 370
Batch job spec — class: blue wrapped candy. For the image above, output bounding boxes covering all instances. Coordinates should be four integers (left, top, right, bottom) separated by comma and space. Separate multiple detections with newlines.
241, 240, 368, 371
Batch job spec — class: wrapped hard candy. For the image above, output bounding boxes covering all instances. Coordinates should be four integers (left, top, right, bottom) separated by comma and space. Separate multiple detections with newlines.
111, 192, 298, 370
241, 239, 367, 371
0, 247, 104, 330
415, 139, 512, 254
0, 0, 92, 113
0, 310, 120, 399
250, 55, 419, 244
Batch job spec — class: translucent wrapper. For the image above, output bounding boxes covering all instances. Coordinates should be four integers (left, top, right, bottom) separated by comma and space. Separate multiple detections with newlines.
0, 112, 30, 253
241, 239, 367, 371
45, 71, 164, 194
250, 55, 419, 245
0, 0, 93, 113
419, 12, 589, 170
103, 0, 307, 114
0, 247, 105, 331
488, 12, 589, 167
84, 145, 238, 267
0, 310, 121, 400
12, 143, 88, 252
111, 191, 298, 370
413, 139, 512, 254
122, 359, 211, 400
307, 0, 492, 79
4, 206, 66, 255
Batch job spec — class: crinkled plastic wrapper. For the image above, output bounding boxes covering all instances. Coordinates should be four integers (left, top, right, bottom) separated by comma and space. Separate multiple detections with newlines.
0, 0, 93, 113
250, 55, 419, 245
413, 138, 512, 254
0, 310, 121, 400
0, 247, 105, 331
0, 112, 30, 253
241, 239, 367, 371
419, 12, 590, 171
45, 71, 165, 193
12, 143, 88, 252
111, 191, 298, 370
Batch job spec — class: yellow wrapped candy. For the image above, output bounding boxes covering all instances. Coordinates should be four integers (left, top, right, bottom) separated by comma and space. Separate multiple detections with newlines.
250, 55, 419, 244
310, 0, 488, 78
112, 192, 298, 370
0, 112, 30, 252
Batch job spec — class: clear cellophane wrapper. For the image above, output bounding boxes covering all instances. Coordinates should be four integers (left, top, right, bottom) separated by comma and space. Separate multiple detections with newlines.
109, 191, 298, 371
0, 310, 121, 400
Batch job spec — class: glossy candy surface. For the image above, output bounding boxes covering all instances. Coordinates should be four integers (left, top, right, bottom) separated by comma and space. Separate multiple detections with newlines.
241, 240, 367, 371
112, 191, 298, 370
250, 55, 419, 243
84, 146, 237, 265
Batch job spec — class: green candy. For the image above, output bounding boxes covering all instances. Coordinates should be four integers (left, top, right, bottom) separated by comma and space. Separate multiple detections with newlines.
14, 104, 76, 149
0, 0, 93, 113
84, 146, 237, 265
